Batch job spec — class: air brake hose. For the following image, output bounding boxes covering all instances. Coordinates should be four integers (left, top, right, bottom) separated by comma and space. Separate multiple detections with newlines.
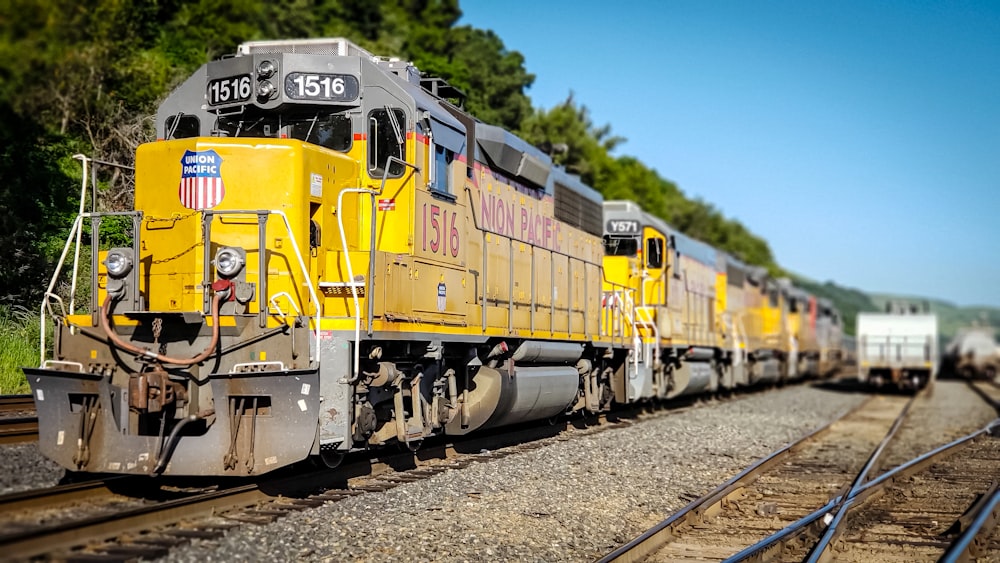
100, 292, 223, 366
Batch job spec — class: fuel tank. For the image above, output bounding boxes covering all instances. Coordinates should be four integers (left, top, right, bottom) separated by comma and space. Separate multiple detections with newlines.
446, 364, 578, 435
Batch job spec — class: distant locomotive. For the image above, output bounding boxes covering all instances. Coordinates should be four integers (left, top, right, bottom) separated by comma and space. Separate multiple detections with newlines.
26, 38, 847, 477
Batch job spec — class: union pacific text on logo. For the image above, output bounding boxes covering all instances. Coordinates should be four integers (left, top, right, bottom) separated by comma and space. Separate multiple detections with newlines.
178, 149, 226, 210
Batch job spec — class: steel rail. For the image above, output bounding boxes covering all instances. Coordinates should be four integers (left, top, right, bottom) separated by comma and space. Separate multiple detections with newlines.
2, 410, 633, 560
0, 477, 132, 515
0, 395, 39, 443
0, 395, 34, 414
595, 397, 874, 563
1, 482, 269, 560
966, 378, 1000, 415
939, 482, 1000, 563
0, 416, 38, 444
724, 418, 1000, 563
724, 388, 920, 563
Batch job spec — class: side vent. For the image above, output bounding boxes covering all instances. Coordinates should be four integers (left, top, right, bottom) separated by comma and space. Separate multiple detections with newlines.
554, 182, 603, 237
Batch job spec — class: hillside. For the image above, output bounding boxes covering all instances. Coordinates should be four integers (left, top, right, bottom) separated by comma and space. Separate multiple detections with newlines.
787, 274, 1000, 345
788, 275, 877, 337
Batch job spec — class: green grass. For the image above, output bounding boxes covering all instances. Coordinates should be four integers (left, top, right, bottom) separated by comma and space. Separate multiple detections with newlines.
0, 305, 39, 394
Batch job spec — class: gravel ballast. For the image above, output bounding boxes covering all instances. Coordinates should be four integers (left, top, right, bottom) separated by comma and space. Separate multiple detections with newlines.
161, 384, 867, 562
0, 443, 65, 494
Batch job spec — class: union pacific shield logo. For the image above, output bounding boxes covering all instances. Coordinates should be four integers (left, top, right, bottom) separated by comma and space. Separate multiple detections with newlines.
178, 149, 225, 210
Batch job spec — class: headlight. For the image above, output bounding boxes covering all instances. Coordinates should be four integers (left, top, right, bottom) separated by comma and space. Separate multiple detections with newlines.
215, 247, 245, 278
104, 249, 133, 279
257, 60, 276, 79
257, 80, 275, 99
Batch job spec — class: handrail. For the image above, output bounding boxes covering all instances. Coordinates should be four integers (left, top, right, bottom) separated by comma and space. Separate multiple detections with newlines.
336, 155, 419, 384
39, 216, 83, 366
270, 209, 322, 361
201, 209, 322, 363
268, 291, 302, 323
634, 305, 660, 368
69, 155, 90, 314
39, 157, 322, 370
336, 186, 373, 381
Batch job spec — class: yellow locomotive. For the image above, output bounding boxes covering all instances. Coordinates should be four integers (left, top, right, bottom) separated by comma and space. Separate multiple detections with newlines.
26, 38, 845, 477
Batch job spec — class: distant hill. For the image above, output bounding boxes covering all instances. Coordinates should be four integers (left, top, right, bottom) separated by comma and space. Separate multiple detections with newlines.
786, 274, 1000, 345
788, 276, 877, 337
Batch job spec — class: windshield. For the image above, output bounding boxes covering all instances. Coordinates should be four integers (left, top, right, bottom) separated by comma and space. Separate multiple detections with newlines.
288, 114, 352, 151
215, 112, 352, 152
603, 236, 638, 256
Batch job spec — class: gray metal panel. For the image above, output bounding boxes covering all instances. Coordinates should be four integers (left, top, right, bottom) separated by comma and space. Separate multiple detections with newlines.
550, 168, 603, 204
723, 253, 748, 286
673, 231, 718, 269
26, 367, 321, 476
156, 64, 215, 138
747, 266, 768, 286
317, 332, 354, 452
238, 37, 375, 58
429, 117, 466, 154
474, 123, 552, 188
602, 200, 660, 235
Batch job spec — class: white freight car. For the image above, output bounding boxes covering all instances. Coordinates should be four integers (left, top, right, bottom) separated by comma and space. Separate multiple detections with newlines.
857, 313, 938, 389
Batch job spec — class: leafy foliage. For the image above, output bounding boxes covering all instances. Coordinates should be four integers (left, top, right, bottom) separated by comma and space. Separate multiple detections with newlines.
0, 305, 40, 393
519, 96, 780, 271
0, 102, 83, 304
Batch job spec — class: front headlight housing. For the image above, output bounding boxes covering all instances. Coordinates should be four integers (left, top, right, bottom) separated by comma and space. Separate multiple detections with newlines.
257, 60, 276, 79
257, 80, 275, 100
215, 247, 245, 278
104, 248, 133, 279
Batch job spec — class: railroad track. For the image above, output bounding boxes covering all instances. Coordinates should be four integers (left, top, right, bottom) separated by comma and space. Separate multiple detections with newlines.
597, 393, 914, 562
966, 377, 1000, 416
803, 420, 999, 561
0, 394, 37, 444
599, 382, 1000, 562
0, 400, 650, 560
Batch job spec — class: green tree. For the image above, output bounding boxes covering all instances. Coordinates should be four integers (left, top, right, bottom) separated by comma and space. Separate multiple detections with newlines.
518, 95, 622, 187
0, 103, 82, 304
406, 25, 535, 131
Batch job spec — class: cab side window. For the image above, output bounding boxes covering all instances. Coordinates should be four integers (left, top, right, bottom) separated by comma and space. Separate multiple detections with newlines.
646, 237, 664, 269
434, 145, 453, 194
368, 108, 406, 178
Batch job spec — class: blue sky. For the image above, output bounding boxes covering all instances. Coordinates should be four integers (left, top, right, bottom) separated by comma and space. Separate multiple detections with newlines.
458, 1, 1000, 308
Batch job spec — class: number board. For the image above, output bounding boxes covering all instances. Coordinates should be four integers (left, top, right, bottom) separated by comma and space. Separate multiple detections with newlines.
606, 219, 640, 235
284, 73, 360, 102
207, 74, 252, 106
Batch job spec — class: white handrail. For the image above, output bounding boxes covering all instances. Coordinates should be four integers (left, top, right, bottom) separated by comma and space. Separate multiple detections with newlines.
39, 215, 83, 366
269, 210, 322, 363
336, 187, 376, 383
69, 155, 90, 314
268, 291, 302, 324
634, 304, 660, 369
